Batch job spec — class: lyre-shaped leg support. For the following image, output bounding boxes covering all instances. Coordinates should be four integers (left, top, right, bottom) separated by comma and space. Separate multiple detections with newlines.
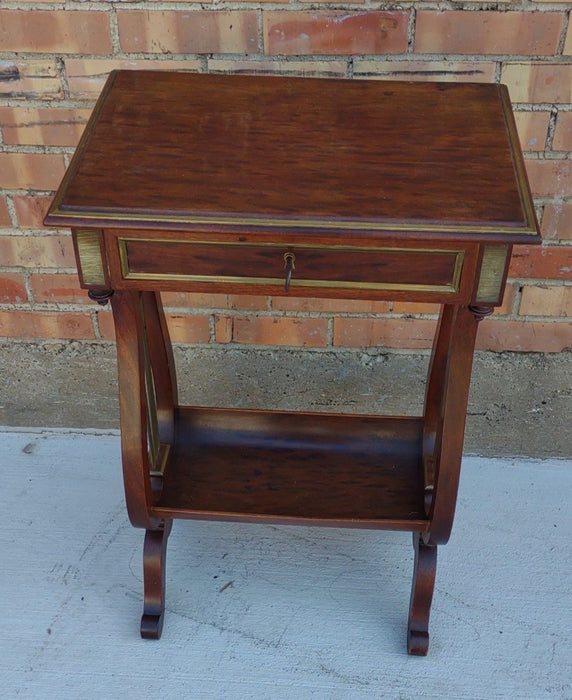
112, 291, 178, 638
141, 519, 173, 639
407, 304, 488, 654
407, 533, 437, 656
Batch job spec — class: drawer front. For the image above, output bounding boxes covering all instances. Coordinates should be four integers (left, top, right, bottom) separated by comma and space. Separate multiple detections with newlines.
114, 237, 466, 298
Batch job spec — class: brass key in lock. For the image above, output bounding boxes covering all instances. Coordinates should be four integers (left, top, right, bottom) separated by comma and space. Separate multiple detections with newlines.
283, 252, 295, 292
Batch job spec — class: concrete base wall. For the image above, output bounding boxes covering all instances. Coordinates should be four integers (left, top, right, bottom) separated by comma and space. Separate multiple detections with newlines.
2, 341, 570, 458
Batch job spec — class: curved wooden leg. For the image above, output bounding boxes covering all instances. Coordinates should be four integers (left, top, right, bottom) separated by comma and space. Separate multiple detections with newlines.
141, 519, 173, 639
407, 532, 437, 656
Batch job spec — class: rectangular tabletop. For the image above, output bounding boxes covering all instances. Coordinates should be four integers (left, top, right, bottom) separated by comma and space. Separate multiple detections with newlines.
45, 70, 539, 243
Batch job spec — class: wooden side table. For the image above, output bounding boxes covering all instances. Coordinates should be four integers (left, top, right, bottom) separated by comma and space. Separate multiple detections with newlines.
45, 71, 540, 654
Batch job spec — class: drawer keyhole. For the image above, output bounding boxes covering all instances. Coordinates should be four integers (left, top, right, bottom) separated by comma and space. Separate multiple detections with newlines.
283, 253, 295, 292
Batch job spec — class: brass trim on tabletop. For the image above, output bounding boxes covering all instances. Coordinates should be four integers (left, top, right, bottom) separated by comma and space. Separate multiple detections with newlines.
48, 201, 539, 236
499, 86, 538, 235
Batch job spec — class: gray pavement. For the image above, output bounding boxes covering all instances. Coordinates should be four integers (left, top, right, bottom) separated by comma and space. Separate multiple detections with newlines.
2, 342, 570, 697
2, 429, 571, 699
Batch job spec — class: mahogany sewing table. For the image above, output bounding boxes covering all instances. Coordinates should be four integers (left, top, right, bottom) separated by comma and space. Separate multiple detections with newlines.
45, 71, 540, 654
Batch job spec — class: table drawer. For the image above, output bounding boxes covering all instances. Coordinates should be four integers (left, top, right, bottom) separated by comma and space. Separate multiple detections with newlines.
113, 236, 466, 298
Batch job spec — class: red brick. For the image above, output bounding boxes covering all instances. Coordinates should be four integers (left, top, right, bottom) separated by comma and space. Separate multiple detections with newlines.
476, 319, 571, 352
541, 202, 572, 241
64, 59, 202, 97
0, 197, 11, 227
0, 234, 76, 269
508, 245, 572, 280
216, 315, 329, 347
301, 0, 363, 4
333, 317, 436, 350
552, 112, 572, 151
525, 159, 572, 198
0, 153, 66, 191
161, 291, 267, 311
264, 11, 409, 56
207, 58, 347, 78
12, 195, 52, 228
215, 316, 233, 343
354, 59, 496, 83
0, 107, 91, 147
519, 285, 572, 317
0, 273, 27, 303
101, 310, 211, 343
513, 112, 550, 152
161, 292, 228, 309
502, 63, 572, 104
565, 22, 572, 55
96, 309, 115, 340
0, 310, 94, 340
496, 283, 517, 316
415, 11, 563, 56
392, 301, 441, 315
0, 59, 61, 99
165, 314, 211, 344
271, 297, 390, 313
0, 10, 112, 53
29, 273, 87, 304
117, 11, 258, 54
207, 58, 348, 78
226, 295, 268, 311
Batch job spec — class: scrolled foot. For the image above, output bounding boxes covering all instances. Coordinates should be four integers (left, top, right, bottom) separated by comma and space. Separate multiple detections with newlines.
141, 612, 164, 640
407, 532, 437, 656
407, 629, 429, 656
140, 521, 172, 640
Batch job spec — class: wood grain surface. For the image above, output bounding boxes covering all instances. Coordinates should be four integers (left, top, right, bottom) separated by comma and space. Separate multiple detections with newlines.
154, 406, 427, 529
46, 71, 538, 241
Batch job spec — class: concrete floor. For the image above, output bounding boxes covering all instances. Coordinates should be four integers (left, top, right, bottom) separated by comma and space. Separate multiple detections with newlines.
2, 428, 571, 699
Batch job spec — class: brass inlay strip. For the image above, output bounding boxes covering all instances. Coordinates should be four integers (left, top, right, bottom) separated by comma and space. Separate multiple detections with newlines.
141, 302, 161, 470
75, 229, 106, 286
51, 204, 538, 236
150, 444, 170, 479
118, 238, 465, 295
476, 245, 509, 303
45, 71, 120, 229
120, 237, 460, 255
499, 86, 538, 235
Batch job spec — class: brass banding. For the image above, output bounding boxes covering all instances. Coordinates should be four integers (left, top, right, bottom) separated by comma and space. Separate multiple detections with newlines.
50, 200, 538, 236
75, 228, 106, 286
476, 245, 509, 304
117, 238, 465, 295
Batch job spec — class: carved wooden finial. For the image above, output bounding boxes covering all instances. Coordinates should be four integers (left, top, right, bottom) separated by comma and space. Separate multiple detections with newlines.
469, 305, 493, 322
88, 289, 114, 306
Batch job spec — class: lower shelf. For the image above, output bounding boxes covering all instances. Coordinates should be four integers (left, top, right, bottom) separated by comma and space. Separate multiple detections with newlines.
152, 406, 429, 531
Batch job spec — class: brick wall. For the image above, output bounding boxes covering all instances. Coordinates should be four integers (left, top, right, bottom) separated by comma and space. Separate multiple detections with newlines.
1, 2, 571, 353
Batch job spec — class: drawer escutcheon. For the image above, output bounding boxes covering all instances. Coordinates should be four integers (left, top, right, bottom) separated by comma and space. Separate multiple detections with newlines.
117, 238, 465, 296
